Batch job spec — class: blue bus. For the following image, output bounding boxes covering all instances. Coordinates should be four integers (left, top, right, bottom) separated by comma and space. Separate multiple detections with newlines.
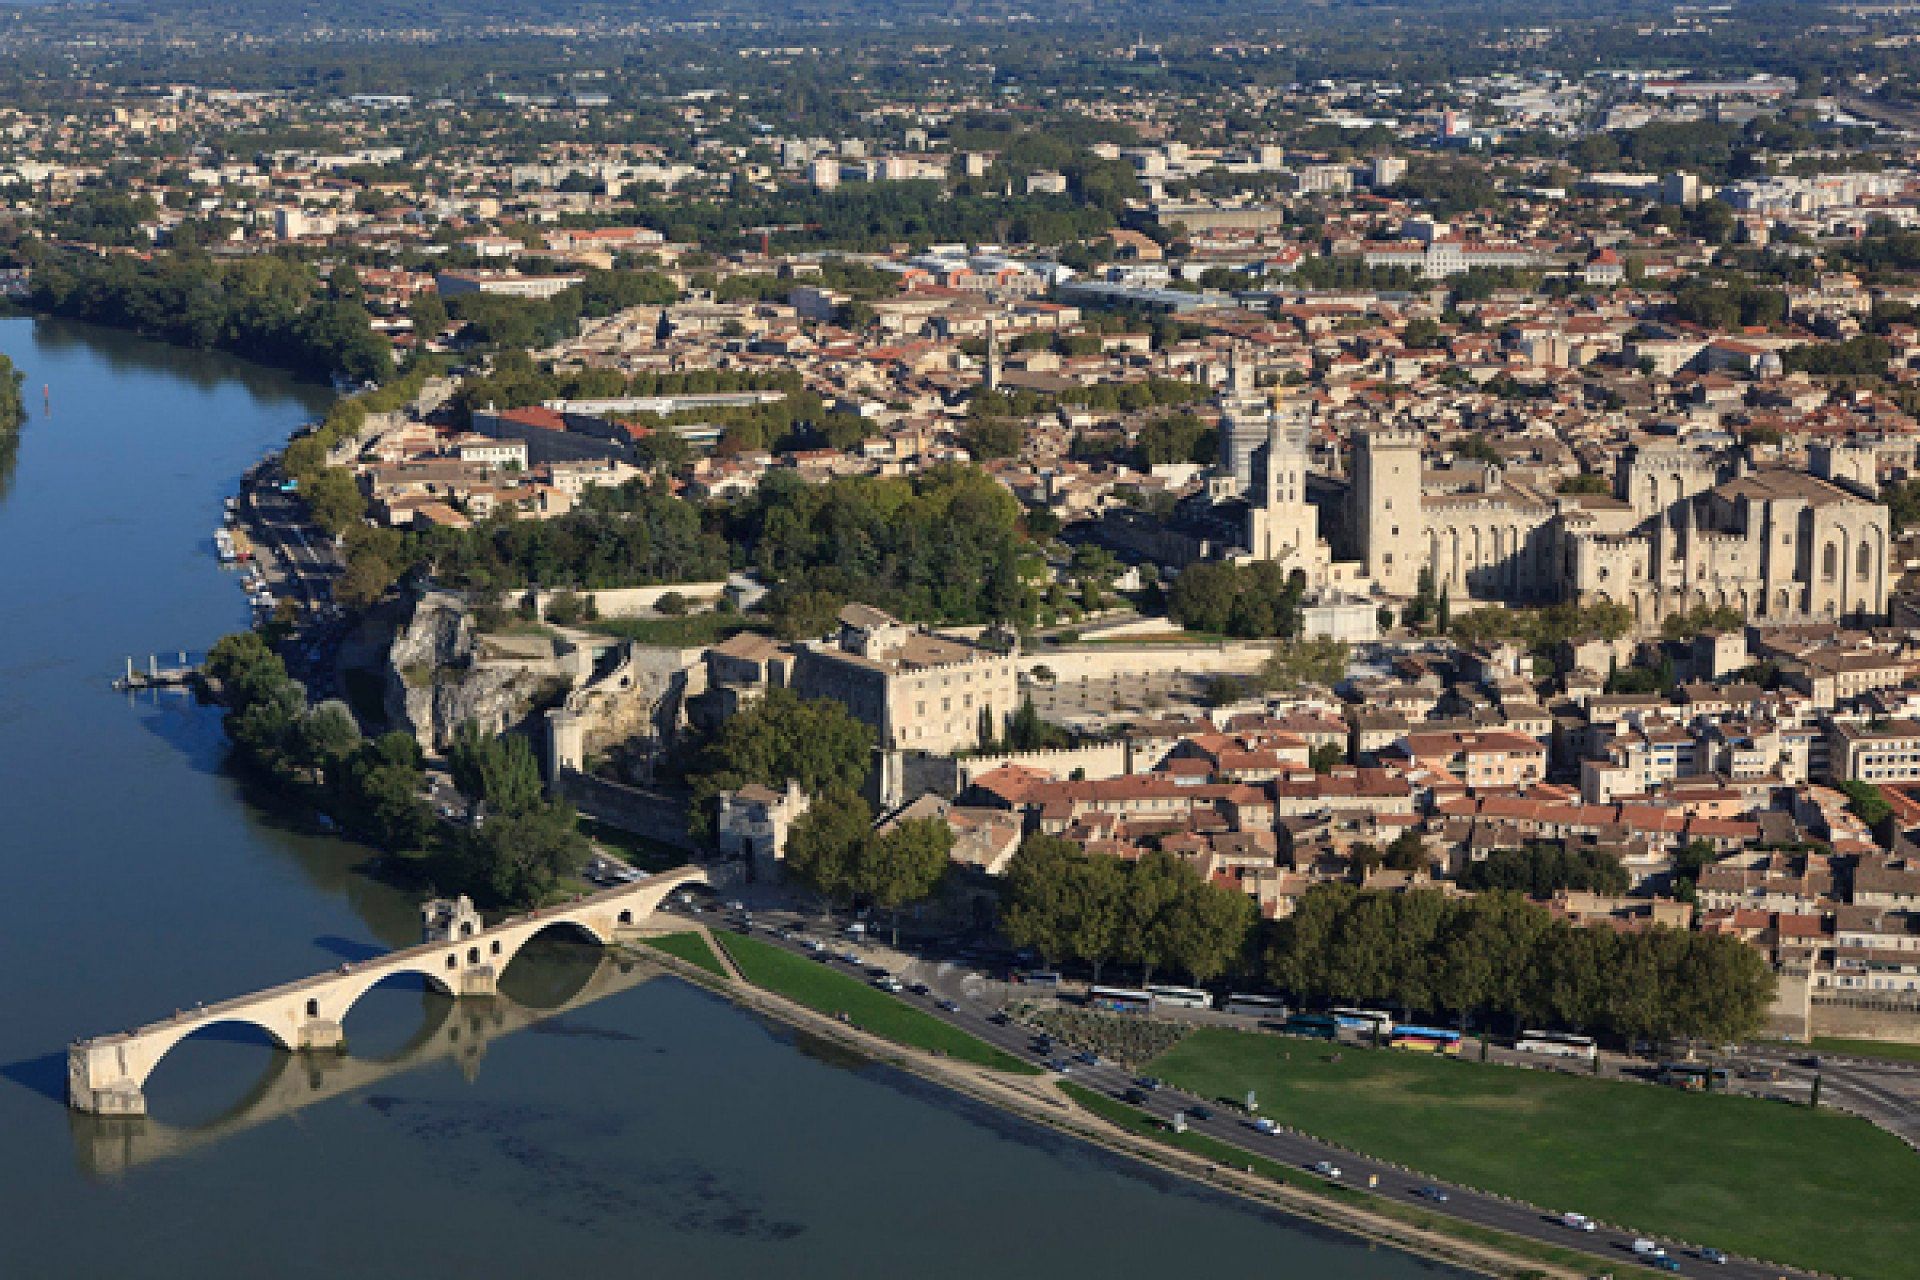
1087, 985, 1152, 1014
1283, 1013, 1339, 1039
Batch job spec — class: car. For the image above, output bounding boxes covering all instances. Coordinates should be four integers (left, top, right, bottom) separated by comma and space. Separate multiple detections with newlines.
1048, 1058, 1071, 1073
1133, 1076, 1162, 1091
988, 1011, 1011, 1025
805, 939, 826, 953
1250, 1117, 1278, 1134
1650, 1258, 1681, 1273
935, 998, 959, 1012
1413, 1185, 1449, 1203
725, 899, 745, 913
1560, 1212, 1596, 1232
907, 981, 930, 995
1073, 1050, 1099, 1065
840, 951, 862, 965
872, 976, 904, 993
1632, 1239, 1667, 1258
1311, 1161, 1342, 1179
1698, 1247, 1727, 1264
1187, 1104, 1213, 1121
1122, 1087, 1150, 1105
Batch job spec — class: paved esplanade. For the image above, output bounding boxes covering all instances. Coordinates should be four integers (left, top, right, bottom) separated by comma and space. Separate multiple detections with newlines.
66, 867, 706, 1115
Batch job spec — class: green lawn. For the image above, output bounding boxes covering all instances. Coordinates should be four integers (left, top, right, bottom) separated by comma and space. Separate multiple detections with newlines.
720, 932, 1038, 1074
590, 614, 761, 648
1811, 1036, 1920, 1065
580, 819, 688, 873
1057, 1082, 1603, 1277
640, 931, 728, 978
1149, 1028, 1920, 1280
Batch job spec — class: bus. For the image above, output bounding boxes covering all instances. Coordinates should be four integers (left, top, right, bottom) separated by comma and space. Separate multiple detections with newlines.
1087, 986, 1153, 1015
1282, 1013, 1339, 1039
1516, 1030, 1598, 1063
1147, 984, 1213, 1011
1389, 1025, 1462, 1055
1223, 993, 1291, 1019
1330, 1007, 1395, 1037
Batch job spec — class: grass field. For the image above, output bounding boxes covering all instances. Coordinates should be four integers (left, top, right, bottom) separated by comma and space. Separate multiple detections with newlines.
1056, 1082, 1603, 1277
1811, 1036, 1920, 1065
720, 932, 1037, 1074
1149, 1028, 1920, 1279
640, 931, 728, 978
590, 614, 761, 648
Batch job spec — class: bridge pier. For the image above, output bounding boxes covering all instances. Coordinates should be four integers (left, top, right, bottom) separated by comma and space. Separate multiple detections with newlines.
296, 1019, 345, 1052
67, 1043, 149, 1117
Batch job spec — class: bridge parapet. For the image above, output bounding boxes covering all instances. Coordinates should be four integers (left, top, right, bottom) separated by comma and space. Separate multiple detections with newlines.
66, 866, 706, 1114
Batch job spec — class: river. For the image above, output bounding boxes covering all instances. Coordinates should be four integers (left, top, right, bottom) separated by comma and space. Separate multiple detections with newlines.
0, 315, 1459, 1278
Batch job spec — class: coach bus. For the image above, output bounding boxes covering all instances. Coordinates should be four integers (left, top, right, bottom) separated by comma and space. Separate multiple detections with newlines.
1146, 984, 1213, 1011
1515, 1030, 1598, 1063
1389, 1024, 1462, 1055
1330, 1007, 1395, 1037
1222, 993, 1290, 1019
1086, 986, 1153, 1015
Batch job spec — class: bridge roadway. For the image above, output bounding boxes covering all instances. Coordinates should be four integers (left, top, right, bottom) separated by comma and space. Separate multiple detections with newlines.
68, 949, 664, 1180
66, 866, 706, 1116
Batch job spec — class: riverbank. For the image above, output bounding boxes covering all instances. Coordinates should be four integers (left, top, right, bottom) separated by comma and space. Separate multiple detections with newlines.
631, 924, 1587, 1280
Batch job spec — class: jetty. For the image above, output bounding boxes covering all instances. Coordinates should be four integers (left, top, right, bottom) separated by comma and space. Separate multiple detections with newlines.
114, 653, 198, 692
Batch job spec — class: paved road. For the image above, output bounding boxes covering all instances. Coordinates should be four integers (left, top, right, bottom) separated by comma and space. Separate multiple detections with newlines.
671, 903, 1821, 1280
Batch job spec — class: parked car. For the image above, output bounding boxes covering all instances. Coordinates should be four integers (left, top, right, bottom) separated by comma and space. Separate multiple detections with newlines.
935, 998, 958, 1012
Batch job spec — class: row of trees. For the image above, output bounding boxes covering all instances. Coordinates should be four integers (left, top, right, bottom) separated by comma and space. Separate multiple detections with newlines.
24, 246, 392, 384
1457, 843, 1630, 897
206, 635, 588, 906
1268, 884, 1776, 1043
999, 837, 1257, 985
204, 632, 433, 853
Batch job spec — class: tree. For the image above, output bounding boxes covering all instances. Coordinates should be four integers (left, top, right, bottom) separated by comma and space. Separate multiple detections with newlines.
336, 731, 431, 852
685, 689, 874, 837
459, 802, 589, 905
409, 292, 449, 339
783, 787, 874, 914
1308, 742, 1346, 774
1437, 583, 1452, 633
999, 834, 1082, 966
1384, 830, 1429, 873
857, 817, 953, 943
449, 722, 545, 819
1842, 780, 1893, 831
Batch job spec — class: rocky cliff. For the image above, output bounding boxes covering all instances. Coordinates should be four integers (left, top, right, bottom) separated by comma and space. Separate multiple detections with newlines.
383, 590, 555, 751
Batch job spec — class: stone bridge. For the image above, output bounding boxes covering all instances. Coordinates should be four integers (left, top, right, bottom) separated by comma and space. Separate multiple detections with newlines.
67, 866, 706, 1115
69, 948, 666, 1178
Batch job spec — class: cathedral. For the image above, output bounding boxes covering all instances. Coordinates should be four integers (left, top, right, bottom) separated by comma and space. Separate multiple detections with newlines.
1210, 356, 1893, 630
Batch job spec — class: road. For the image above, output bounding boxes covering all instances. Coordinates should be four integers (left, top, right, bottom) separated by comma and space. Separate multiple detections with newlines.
668, 901, 1822, 1280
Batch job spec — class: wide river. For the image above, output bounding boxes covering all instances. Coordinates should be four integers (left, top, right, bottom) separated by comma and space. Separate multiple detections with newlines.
0, 316, 1458, 1278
